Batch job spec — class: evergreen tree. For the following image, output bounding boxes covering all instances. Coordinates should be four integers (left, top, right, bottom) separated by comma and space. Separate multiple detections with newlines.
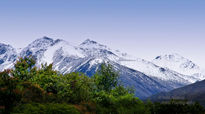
11, 56, 37, 81
93, 63, 119, 92
33, 63, 60, 94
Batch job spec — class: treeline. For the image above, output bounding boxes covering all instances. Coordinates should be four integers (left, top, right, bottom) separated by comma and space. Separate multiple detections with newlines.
0, 56, 204, 114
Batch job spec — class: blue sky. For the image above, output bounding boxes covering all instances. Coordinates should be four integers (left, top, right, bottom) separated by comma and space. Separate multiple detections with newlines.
0, 0, 205, 68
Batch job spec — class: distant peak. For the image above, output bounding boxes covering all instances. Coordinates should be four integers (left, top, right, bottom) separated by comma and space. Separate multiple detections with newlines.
32, 36, 55, 44
42, 36, 54, 41
81, 39, 98, 45
25, 36, 56, 49
155, 53, 183, 60
31, 36, 54, 43
80, 38, 108, 50
54, 39, 64, 43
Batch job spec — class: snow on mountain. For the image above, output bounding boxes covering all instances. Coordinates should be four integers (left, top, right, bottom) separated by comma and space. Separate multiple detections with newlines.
41, 39, 85, 64
78, 39, 194, 89
20, 37, 55, 63
152, 53, 205, 82
119, 58, 191, 86
79, 39, 187, 86
0, 43, 17, 71
20, 37, 86, 73
79, 39, 133, 61
1, 36, 204, 98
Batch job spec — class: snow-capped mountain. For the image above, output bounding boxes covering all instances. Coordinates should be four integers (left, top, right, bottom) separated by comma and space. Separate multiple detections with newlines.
0, 36, 205, 99
0, 43, 17, 71
152, 53, 205, 82
119, 59, 192, 87
79, 39, 192, 88
79, 39, 130, 61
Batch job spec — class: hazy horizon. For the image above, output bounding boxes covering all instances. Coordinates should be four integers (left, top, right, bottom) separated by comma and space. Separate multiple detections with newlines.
0, 0, 205, 68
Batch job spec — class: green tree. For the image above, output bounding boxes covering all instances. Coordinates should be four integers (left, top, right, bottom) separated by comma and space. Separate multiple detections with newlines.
0, 70, 22, 114
111, 85, 134, 97
93, 63, 119, 92
11, 56, 37, 81
33, 63, 60, 94
58, 72, 94, 103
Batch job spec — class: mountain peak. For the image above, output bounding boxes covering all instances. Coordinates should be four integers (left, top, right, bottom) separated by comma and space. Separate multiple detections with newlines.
30, 36, 55, 46
81, 39, 98, 45
80, 39, 107, 49
153, 53, 202, 76
20, 36, 56, 58
42, 36, 54, 41
155, 53, 183, 60
153, 53, 195, 65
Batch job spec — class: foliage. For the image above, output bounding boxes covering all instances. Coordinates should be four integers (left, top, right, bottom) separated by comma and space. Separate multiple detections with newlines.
115, 94, 150, 114
33, 63, 60, 94
94, 90, 150, 113
111, 84, 134, 97
20, 82, 46, 103
0, 70, 22, 114
12, 56, 37, 81
57, 72, 95, 103
93, 63, 119, 92
11, 103, 80, 114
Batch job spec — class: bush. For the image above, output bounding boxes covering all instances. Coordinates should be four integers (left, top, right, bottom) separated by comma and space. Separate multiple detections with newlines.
57, 72, 95, 103
20, 82, 46, 103
33, 64, 60, 94
94, 91, 150, 114
93, 63, 119, 92
0, 70, 22, 114
12, 56, 37, 81
11, 103, 80, 114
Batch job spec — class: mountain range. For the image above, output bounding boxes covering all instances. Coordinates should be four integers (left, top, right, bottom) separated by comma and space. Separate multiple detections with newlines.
0, 36, 205, 99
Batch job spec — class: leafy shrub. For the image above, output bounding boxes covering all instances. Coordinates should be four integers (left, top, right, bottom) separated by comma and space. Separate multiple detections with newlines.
11, 103, 80, 114
12, 56, 37, 81
94, 91, 150, 114
20, 82, 46, 103
57, 72, 95, 103
33, 64, 60, 94
93, 63, 119, 92
0, 70, 22, 114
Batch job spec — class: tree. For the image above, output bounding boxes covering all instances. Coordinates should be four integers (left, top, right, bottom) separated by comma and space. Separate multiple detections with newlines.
33, 63, 60, 94
58, 72, 94, 103
93, 63, 119, 92
11, 56, 37, 81
0, 70, 22, 114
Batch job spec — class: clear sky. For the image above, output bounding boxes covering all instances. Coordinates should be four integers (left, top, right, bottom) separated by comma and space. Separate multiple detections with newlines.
0, 0, 205, 68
